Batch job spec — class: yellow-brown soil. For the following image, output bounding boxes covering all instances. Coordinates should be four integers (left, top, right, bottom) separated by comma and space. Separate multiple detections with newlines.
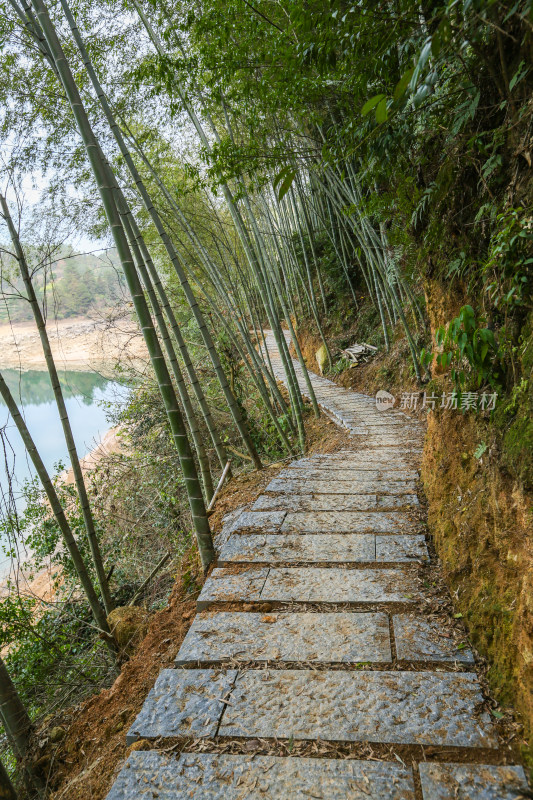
292, 317, 532, 760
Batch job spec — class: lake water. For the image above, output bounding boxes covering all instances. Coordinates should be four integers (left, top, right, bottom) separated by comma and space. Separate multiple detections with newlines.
0, 369, 124, 576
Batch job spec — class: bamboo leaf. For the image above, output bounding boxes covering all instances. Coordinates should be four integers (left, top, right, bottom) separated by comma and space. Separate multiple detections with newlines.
361, 93, 385, 116
393, 68, 414, 101
375, 97, 388, 123
277, 170, 296, 201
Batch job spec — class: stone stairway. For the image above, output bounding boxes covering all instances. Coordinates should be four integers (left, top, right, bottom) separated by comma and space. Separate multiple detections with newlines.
106, 331, 528, 799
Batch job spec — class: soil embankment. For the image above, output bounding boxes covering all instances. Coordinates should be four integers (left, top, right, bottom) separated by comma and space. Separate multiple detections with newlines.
293, 319, 532, 761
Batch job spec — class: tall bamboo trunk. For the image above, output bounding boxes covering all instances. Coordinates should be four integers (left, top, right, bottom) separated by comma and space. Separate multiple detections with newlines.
59, 0, 260, 470
0, 194, 114, 615
0, 658, 45, 797
30, 0, 215, 569
0, 373, 113, 639
0, 758, 17, 800
0, 657, 32, 762
118, 199, 214, 501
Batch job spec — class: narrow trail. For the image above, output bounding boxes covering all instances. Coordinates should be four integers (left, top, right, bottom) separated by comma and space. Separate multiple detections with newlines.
106, 331, 528, 799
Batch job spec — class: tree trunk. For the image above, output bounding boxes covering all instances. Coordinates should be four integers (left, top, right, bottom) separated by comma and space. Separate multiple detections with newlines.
0, 657, 31, 762
0, 759, 17, 800
0, 193, 114, 615
0, 373, 113, 640
30, 0, 216, 569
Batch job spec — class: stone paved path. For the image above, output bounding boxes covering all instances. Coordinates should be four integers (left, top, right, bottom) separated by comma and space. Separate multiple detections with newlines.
106, 331, 528, 799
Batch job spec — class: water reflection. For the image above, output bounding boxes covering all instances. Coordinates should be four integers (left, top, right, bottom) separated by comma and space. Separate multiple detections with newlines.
0, 369, 111, 407
0, 369, 125, 573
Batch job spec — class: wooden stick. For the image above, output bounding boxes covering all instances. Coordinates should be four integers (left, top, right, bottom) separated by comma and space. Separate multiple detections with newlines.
128, 552, 172, 606
207, 460, 232, 513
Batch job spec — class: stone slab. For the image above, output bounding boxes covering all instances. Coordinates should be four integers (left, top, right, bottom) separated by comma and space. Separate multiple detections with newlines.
295, 452, 412, 465
393, 615, 474, 663
378, 494, 419, 508
176, 611, 392, 664
354, 436, 420, 446
281, 511, 415, 533
260, 567, 422, 604
252, 493, 379, 512
292, 458, 411, 471
376, 535, 429, 562
218, 533, 376, 563
229, 510, 286, 533
348, 427, 406, 438
106, 751, 416, 800
282, 468, 416, 482
266, 478, 416, 495
219, 670, 497, 748
125, 668, 236, 743
199, 566, 421, 607
197, 567, 269, 610
418, 763, 529, 799
252, 494, 419, 512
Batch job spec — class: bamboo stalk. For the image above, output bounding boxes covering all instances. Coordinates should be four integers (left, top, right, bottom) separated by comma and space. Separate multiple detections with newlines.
0, 372, 112, 639
30, 0, 216, 569
59, 0, 261, 470
206, 459, 231, 513
0, 193, 114, 615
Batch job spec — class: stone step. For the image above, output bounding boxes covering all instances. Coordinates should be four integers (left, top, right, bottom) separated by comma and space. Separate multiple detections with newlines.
176, 611, 472, 667
295, 449, 414, 462
218, 669, 497, 748
127, 668, 496, 748
393, 615, 474, 663
175, 611, 392, 665
252, 493, 419, 512
106, 751, 418, 799
280, 468, 415, 482
107, 751, 422, 800
198, 566, 422, 609
228, 510, 419, 536
218, 533, 428, 564
289, 460, 414, 472
280, 511, 417, 533
266, 477, 416, 495
418, 763, 529, 799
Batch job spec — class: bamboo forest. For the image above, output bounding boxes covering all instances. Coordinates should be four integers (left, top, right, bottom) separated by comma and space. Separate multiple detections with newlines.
0, 0, 531, 797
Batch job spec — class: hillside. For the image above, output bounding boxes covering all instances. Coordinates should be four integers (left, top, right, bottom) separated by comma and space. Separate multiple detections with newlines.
0, 246, 125, 323
0, 0, 530, 797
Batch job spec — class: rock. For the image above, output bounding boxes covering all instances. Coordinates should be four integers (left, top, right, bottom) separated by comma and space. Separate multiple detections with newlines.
107, 606, 150, 653
315, 345, 328, 374
49, 726, 66, 743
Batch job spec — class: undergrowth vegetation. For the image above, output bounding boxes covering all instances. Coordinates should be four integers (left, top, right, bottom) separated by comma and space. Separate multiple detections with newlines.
0, 0, 531, 792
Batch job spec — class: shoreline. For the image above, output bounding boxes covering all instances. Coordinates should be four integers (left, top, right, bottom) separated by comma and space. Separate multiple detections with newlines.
0, 313, 141, 600
0, 315, 148, 373
0, 428, 125, 606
